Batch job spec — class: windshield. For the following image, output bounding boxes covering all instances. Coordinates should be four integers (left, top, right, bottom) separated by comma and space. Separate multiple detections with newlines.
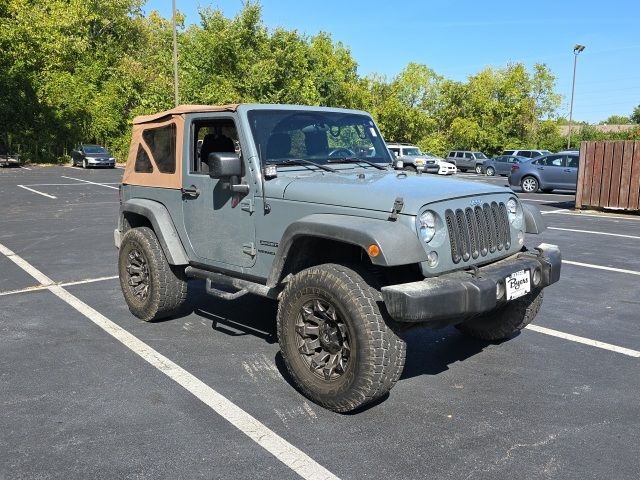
247, 109, 393, 166
403, 148, 421, 156
84, 145, 108, 154
474, 152, 487, 159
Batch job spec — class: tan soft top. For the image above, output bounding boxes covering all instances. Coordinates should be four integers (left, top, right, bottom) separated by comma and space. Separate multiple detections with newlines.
124, 104, 239, 189
132, 104, 239, 125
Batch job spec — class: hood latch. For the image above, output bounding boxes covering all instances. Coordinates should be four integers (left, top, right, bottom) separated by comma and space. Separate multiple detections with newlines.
388, 197, 404, 221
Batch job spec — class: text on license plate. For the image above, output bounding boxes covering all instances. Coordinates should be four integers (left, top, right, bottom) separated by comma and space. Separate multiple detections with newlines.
505, 269, 531, 300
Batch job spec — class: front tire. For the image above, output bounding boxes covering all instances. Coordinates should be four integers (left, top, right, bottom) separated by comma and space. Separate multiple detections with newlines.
82, 159, 88, 169
277, 264, 406, 413
486, 166, 495, 176
475, 164, 483, 174
118, 227, 187, 322
403, 165, 416, 173
456, 290, 543, 341
521, 176, 539, 193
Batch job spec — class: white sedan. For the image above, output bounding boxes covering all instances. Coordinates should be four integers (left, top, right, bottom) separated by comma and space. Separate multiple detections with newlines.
436, 160, 456, 175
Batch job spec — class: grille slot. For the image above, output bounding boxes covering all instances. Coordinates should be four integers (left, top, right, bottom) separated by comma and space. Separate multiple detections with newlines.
444, 201, 511, 264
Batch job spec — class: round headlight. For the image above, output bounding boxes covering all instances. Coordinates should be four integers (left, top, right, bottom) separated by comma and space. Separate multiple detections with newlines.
419, 211, 436, 244
506, 198, 520, 225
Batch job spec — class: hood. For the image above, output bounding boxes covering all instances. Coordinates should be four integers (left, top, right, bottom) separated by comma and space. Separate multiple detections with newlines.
266, 169, 509, 215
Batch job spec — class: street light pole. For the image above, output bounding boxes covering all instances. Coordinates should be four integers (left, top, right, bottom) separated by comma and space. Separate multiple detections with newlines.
172, 0, 180, 107
567, 44, 585, 149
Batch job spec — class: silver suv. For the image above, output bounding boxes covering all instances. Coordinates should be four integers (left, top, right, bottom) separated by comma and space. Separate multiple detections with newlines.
387, 143, 439, 173
446, 150, 488, 173
502, 149, 551, 159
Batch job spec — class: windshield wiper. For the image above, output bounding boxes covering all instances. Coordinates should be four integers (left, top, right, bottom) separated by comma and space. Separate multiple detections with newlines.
327, 157, 388, 171
272, 159, 337, 172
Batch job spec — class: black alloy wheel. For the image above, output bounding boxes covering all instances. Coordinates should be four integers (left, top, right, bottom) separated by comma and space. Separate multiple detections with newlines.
296, 297, 351, 381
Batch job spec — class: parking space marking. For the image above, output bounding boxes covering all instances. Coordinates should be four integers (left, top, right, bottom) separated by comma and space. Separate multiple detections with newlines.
549, 227, 640, 240
20, 166, 32, 170
0, 242, 339, 480
541, 209, 640, 221
563, 260, 640, 276
17, 184, 57, 199
0, 275, 119, 297
61, 176, 119, 190
23, 182, 120, 187
526, 324, 640, 358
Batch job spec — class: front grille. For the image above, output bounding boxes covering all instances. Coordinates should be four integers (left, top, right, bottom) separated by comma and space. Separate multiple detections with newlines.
445, 202, 511, 264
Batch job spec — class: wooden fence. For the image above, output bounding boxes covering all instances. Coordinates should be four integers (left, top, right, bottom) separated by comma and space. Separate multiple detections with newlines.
576, 140, 640, 211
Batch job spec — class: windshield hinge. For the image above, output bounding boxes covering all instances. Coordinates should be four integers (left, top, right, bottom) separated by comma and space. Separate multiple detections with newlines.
242, 243, 257, 257
388, 197, 404, 221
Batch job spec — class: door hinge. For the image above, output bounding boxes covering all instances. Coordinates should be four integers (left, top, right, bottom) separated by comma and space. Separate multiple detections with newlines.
240, 199, 254, 213
242, 243, 256, 257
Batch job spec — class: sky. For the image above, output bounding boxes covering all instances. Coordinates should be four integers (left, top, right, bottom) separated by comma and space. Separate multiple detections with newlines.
144, 0, 640, 123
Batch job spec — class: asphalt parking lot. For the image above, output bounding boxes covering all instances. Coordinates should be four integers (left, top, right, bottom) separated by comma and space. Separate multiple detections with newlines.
1, 165, 639, 479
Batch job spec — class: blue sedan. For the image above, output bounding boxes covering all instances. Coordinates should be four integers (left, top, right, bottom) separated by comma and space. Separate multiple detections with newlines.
508, 152, 580, 193
482, 155, 528, 176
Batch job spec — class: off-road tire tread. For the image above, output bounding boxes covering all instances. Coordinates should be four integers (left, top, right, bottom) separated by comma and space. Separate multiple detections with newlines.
119, 227, 187, 322
277, 263, 406, 412
457, 290, 543, 341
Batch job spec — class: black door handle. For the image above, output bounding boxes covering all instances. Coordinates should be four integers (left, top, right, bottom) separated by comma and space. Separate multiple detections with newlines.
563, 169, 572, 172
181, 185, 200, 198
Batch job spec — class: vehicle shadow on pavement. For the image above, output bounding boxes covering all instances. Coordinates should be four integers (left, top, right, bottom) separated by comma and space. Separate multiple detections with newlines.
400, 326, 499, 380
186, 281, 278, 344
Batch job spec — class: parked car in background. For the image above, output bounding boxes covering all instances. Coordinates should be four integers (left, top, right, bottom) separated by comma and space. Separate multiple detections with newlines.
435, 158, 457, 175
0, 146, 21, 167
387, 143, 439, 173
509, 152, 580, 193
501, 149, 551, 159
482, 155, 528, 176
71, 144, 116, 168
445, 150, 488, 172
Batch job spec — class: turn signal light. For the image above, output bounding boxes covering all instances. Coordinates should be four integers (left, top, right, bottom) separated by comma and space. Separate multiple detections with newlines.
368, 244, 380, 257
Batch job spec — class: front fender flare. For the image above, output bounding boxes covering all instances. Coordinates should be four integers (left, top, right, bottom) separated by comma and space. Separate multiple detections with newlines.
266, 214, 427, 287
119, 199, 189, 265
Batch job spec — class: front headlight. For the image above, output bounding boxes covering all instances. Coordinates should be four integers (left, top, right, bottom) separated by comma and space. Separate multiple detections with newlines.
419, 211, 436, 243
507, 197, 523, 227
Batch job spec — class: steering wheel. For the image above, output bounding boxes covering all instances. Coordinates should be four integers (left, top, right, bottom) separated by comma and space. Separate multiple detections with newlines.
328, 148, 355, 158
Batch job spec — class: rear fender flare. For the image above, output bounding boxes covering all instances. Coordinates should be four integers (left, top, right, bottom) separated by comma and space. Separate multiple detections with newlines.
119, 199, 189, 265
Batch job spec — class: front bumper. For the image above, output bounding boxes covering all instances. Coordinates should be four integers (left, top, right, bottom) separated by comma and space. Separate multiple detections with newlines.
381, 243, 561, 326
88, 159, 115, 167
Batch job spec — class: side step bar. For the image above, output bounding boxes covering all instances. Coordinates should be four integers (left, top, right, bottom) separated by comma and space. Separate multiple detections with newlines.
185, 266, 279, 300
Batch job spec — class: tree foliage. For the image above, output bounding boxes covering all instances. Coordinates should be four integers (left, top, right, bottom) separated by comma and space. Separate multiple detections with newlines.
1, 1, 638, 163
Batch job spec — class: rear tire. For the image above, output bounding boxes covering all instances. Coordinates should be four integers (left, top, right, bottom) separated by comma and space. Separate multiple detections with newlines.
456, 290, 543, 341
118, 227, 187, 322
521, 176, 539, 193
277, 263, 406, 413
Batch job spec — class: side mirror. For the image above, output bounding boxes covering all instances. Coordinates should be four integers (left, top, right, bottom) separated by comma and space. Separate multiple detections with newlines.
208, 152, 242, 178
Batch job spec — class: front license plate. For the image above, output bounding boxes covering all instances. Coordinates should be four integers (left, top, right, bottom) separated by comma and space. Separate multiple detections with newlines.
505, 269, 531, 301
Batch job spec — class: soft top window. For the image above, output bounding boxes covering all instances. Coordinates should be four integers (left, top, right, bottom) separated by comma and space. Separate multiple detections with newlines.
142, 124, 177, 174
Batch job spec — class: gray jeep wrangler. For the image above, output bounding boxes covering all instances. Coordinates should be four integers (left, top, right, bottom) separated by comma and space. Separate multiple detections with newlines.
115, 104, 561, 412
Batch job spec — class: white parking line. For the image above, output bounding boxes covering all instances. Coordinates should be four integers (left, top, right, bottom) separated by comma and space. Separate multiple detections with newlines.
549, 227, 640, 240
0, 275, 119, 297
526, 324, 640, 358
20, 166, 32, 170
17, 184, 56, 199
24, 182, 120, 187
542, 209, 640, 221
563, 260, 640, 276
0, 242, 338, 480
61, 176, 119, 190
